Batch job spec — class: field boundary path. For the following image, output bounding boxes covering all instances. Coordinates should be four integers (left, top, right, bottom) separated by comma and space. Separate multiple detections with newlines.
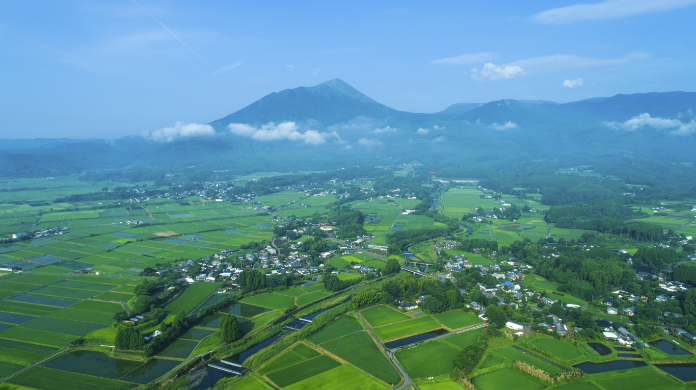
487, 224, 495, 240
0, 345, 72, 383
188, 287, 223, 316
356, 311, 412, 390
31, 212, 43, 233
511, 345, 569, 371
545, 227, 552, 239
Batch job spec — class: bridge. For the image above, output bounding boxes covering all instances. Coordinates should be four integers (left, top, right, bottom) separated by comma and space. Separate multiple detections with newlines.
400, 265, 429, 277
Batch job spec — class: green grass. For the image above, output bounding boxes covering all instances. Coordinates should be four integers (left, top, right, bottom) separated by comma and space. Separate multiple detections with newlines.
0, 301, 61, 317
0, 361, 26, 378
547, 383, 602, 390
21, 317, 104, 336
31, 286, 97, 300
95, 292, 133, 302
293, 343, 320, 359
361, 305, 410, 328
336, 273, 362, 281
472, 368, 545, 390
417, 378, 467, 390
258, 350, 307, 376
68, 300, 125, 314
296, 290, 331, 307
48, 307, 117, 325
284, 364, 389, 390
266, 355, 341, 388
9, 366, 134, 390
532, 338, 584, 361
321, 331, 401, 385
593, 368, 682, 390
229, 375, 273, 390
443, 328, 485, 349
396, 339, 461, 379
163, 283, 221, 314
0, 327, 75, 348
373, 316, 441, 342
309, 315, 363, 345
0, 339, 58, 364
494, 346, 564, 374
434, 311, 482, 330
240, 293, 296, 310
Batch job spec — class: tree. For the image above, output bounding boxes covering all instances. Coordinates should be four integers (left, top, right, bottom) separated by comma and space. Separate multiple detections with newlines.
323, 273, 341, 292
385, 258, 401, 274
222, 315, 241, 343
486, 304, 507, 328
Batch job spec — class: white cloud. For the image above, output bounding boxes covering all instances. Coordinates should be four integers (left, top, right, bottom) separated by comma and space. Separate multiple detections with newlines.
312, 68, 321, 76
343, 144, 353, 150
490, 121, 519, 130
228, 122, 339, 144
562, 78, 584, 88
431, 52, 497, 65
374, 126, 397, 134
286, 64, 294, 70
433, 136, 445, 142
417, 128, 429, 135
358, 138, 382, 147
472, 63, 525, 80
606, 113, 696, 135
433, 125, 445, 130
209, 61, 242, 77
531, 0, 696, 24
146, 122, 216, 142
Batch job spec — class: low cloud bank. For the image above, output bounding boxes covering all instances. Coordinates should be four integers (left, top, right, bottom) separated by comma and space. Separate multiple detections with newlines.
606, 113, 696, 135
228, 122, 340, 144
490, 121, 518, 130
146, 122, 215, 142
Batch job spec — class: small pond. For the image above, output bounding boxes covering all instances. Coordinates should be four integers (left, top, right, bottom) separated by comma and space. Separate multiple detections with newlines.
225, 302, 271, 318
392, 225, 406, 231
385, 328, 449, 349
656, 363, 696, 382
614, 347, 635, 352
649, 339, 692, 356
587, 342, 612, 356
121, 359, 180, 384
573, 360, 647, 374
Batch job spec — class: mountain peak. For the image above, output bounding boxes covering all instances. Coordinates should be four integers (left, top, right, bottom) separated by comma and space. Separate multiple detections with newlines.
307, 79, 377, 103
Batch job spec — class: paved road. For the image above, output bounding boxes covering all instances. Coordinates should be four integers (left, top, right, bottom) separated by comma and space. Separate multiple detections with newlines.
356, 311, 413, 390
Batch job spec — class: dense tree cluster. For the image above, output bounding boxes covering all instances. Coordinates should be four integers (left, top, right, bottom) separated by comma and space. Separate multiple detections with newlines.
632, 246, 684, 268
327, 207, 366, 239
536, 249, 635, 300
674, 264, 696, 286
115, 326, 145, 350
386, 228, 449, 255
219, 315, 242, 343
322, 273, 362, 293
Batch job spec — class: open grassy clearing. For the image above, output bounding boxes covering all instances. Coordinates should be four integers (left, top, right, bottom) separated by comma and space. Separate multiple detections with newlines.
309, 315, 363, 345
361, 305, 410, 328
396, 339, 461, 379
532, 338, 584, 361
472, 368, 545, 390
494, 346, 564, 374
284, 364, 389, 390
321, 331, 401, 384
372, 316, 442, 342
296, 290, 331, 307
266, 355, 342, 388
9, 366, 134, 390
163, 282, 221, 314
240, 293, 296, 310
0, 327, 75, 348
258, 345, 314, 376
417, 378, 467, 390
593, 368, 682, 390
434, 311, 483, 330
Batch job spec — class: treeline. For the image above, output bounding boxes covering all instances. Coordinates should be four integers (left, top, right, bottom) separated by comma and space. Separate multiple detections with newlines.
558, 219, 665, 242
673, 264, 696, 286
238, 269, 292, 294
633, 247, 684, 268
386, 228, 449, 255
536, 249, 635, 300
456, 238, 498, 253
327, 207, 365, 239
381, 276, 465, 314
323, 273, 362, 292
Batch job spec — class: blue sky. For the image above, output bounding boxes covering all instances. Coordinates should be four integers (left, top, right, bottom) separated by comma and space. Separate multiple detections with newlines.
1, 0, 695, 138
